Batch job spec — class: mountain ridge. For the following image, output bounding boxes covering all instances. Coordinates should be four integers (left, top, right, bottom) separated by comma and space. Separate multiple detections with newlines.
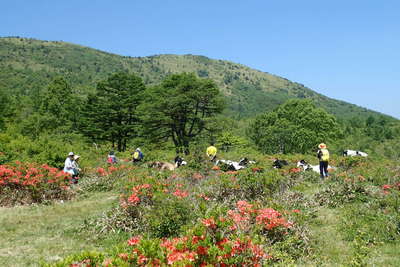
0, 37, 394, 121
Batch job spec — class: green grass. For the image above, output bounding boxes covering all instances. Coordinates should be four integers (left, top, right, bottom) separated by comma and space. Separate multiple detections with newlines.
368, 243, 400, 266
308, 208, 353, 266
0, 191, 117, 267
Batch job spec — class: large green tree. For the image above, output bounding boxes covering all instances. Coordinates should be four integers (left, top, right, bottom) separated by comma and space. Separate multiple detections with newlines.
248, 99, 341, 154
17, 77, 80, 137
82, 72, 145, 151
139, 73, 225, 154
39, 77, 79, 130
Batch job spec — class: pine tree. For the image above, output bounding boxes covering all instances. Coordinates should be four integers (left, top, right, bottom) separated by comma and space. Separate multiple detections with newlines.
82, 72, 145, 151
139, 73, 224, 154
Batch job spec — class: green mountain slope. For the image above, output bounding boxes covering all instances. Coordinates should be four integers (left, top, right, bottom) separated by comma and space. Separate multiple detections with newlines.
0, 37, 391, 120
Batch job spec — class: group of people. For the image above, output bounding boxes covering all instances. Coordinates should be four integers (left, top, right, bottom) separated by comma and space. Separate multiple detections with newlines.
206, 142, 331, 179
106, 148, 144, 165
63, 147, 144, 184
63, 142, 331, 183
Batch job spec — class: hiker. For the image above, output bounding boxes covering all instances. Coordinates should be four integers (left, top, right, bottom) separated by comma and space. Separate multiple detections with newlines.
317, 143, 330, 179
107, 151, 118, 164
132, 147, 144, 163
63, 152, 75, 176
206, 143, 217, 162
71, 155, 81, 184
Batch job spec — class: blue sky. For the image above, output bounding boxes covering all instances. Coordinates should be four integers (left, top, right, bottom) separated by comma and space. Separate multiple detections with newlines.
2, 0, 399, 118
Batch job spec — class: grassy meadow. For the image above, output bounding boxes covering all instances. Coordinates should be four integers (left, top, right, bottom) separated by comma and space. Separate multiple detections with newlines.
1, 149, 399, 266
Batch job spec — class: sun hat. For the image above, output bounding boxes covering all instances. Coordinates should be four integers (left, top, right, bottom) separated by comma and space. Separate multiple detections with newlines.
318, 143, 327, 149
74, 155, 80, 160
68, 152, 74, 156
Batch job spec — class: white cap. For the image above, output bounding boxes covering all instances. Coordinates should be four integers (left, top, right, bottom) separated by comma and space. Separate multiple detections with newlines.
68, 152, 74, 156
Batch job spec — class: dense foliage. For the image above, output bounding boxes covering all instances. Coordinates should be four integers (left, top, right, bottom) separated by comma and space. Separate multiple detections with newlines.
249, 99, 341, 154
139, 73, 225, 154
82, 72, 146, 151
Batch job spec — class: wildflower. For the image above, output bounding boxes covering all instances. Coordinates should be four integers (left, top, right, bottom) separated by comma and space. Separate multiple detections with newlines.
173, 189, 189, 199
202, 217, 217, 229
196, 246, 208, 255
256, 208, 291, 230
128, 236, 141, 246
382, 184, 392, 190
137, 254, 148, 265
216, 238, 229, 250
167, 251, 186, 265
236, 200, 253, 214
128, 194, 140, 205
212, 165, 220, 171
97, 167, 107, 176
118, 253, 129, 261
103, 258, 113, 267
198, 194, 210, 201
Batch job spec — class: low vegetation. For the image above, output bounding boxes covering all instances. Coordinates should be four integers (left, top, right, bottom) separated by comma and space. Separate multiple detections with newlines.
1, 152, 399, 266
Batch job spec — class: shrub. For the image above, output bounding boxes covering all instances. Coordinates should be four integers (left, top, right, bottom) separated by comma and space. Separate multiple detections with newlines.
53, 200, 301, 266
314, 180, 371, 208
146, 197, 194, 238
0, 162, 74, 206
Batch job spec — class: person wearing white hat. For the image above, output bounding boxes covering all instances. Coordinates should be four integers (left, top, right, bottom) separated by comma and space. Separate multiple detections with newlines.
63, 152, 75, 176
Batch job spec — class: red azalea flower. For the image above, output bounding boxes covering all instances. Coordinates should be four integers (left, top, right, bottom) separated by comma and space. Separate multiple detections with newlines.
202, 217, 217, 229
128, 193, 140, 205
196, 246, 208, 255
128, 236, 141, 246
382, 184, 392, 190
173, 189, 189, 199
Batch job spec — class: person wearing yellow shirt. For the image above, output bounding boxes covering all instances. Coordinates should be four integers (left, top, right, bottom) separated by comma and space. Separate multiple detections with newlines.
317, 143, 330, 179
206, 144, 217, 162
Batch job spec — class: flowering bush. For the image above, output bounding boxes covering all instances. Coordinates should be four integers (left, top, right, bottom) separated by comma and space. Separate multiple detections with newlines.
79, 164, 135, 192
0, 162, 74, 206
59, 200, 294, 266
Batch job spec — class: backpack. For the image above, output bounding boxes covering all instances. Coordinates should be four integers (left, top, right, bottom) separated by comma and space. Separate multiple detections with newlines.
133, 151, 143, 160
319, 149, 330, 161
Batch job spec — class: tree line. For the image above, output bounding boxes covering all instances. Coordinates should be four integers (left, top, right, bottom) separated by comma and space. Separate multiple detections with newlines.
11, 72, 225, 154
1, 70, 399, 163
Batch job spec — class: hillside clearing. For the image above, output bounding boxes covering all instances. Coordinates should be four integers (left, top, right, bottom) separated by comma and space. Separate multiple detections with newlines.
0, 191, 117, 266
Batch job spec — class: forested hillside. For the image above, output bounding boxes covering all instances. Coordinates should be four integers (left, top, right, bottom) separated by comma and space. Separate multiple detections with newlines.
0, 37, 390, 120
